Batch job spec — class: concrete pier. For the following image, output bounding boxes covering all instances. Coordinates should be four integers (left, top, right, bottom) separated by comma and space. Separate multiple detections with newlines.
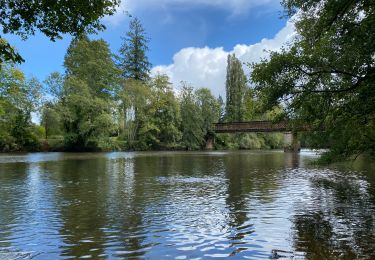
283, 132, 301, 153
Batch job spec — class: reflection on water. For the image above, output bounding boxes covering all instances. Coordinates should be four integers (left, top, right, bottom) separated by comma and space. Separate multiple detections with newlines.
0, 151, 374, 259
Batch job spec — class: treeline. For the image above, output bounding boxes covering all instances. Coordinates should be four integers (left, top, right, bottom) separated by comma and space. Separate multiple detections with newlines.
0, 18, 282, 152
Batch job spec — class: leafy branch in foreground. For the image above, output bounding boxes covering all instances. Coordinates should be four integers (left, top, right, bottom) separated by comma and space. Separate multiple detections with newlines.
0, 0, 120, 64
252, 0, 375, 161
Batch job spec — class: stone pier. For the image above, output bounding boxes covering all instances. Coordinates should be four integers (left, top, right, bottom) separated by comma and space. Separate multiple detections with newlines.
283, 132, 301, 153
205, 136, 214, 150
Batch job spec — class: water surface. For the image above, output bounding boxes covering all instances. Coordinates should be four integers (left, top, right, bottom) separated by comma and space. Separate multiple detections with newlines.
0, 151, 374, 259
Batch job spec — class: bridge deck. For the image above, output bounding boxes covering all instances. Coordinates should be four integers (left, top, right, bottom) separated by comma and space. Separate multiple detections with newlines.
214, 121, 289, 133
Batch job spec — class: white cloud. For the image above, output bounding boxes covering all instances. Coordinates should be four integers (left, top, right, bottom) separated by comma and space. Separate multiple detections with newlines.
151, 20, 296, 97
106, 0, 280, 25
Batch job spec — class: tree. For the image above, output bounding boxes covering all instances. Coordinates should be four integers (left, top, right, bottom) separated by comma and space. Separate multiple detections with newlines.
118, 79, 151, 147
0, 63, 41, 151
225, 54, 247, 122
0, 0, 120, 64
179, 83, 204, 150
242, 88, 257, 121
61, 36, 118, 149
118, 18, 151, 81
44, 72, 65, 102
217, 95, 225, 123
61, 78, 115, 149
146, 75, 181, 148
41, 102, 61, 139
64, 35, 120, 98
195, 88, 220, 140
120, 75, 181, 150
117, 17, 151, 137
251, 0, 375, 161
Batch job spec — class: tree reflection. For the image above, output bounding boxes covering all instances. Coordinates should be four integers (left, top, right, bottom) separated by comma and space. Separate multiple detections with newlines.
0, 163, 29, 250
292, 172, 375, 259
221, 152, 288, 256
104, 157, 146, 259
54, 157, 108, 258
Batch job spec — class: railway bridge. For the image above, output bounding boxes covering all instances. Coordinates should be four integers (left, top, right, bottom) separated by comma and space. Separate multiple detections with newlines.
212, 120, 302, 152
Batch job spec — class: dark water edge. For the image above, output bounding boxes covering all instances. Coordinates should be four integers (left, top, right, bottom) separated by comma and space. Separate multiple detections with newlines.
0, 150, 374, 259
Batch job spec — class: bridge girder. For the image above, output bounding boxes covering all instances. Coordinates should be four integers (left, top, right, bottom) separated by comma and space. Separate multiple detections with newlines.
214, 121, 290, 133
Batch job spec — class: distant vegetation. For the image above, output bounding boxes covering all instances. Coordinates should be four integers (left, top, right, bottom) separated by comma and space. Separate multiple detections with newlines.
0, 17, 282, 152
1, 0, 373, 162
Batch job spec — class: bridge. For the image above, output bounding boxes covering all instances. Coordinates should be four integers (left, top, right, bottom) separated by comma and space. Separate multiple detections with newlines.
214, 120, 289, 133
212, 120, 301, 152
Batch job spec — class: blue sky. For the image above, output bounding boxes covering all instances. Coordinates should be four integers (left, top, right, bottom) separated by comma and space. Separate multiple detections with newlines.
6, 0, 295, 96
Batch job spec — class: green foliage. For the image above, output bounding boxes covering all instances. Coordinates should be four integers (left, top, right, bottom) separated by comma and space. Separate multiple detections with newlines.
179, 84, 204, 150
41, 102, 61, 139
61, 78, 115, 149
0, 0, 120, 63
119, 79, 151, 148
195, 88, 220, 136
119, 75, 182, 150
242, 88, 257, 121
44, 72, 64, 101
251, 0, 375, 161
0, 37, 23, 64
61, 37, 118, 150
146, 75, 181, 148
118, 18, 151, 81
225, 54, 247, 122
0, 63, 41, 151
217, 95, 225, 122
216, 132, 283, 150
238, 134, 266, 150
64, 35, 120, 98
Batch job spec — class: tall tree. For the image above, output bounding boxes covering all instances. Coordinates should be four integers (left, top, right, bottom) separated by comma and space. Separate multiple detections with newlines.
118, 18, 151, 81
44, 72, 65, 102
0, 63, 41, 151
118, 79, 150, 147
117, 17, 151, 138
61, 36, 119, 149
225, 54, 247, 122
179, 83, 204, 150
0, 0, 120, 64
64, 35, 120, 98
195, 88, 220, 140
148, 75, 181, 147
136, 75, 181, 149
252, 0, 375, 161
41, 102, 61, 139
217, 95, 225, 123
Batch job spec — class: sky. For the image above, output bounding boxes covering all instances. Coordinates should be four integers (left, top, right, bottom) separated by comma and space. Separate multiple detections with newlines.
6, 0, 296, 97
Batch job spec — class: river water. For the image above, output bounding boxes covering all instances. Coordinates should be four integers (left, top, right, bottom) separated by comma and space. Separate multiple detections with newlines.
0, 151, 374, 259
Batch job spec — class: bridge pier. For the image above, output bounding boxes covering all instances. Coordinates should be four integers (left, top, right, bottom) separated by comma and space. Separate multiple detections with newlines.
205, 136, 214, 150
283, 132, 300, 153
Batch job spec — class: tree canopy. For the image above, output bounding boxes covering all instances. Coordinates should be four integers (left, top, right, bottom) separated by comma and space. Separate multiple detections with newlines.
252, 0, 375, 161
0, 0, 120, 63
118, 17, 151, 81
0, 63, 41, 151
225, 54, 247, 122
61, 36, 119, 149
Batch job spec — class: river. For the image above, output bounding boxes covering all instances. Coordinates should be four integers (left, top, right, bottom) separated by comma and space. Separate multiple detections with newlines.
0, 151, 374, 259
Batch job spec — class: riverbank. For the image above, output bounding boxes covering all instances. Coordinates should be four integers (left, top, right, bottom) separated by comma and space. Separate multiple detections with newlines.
1, 132, 286, 153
